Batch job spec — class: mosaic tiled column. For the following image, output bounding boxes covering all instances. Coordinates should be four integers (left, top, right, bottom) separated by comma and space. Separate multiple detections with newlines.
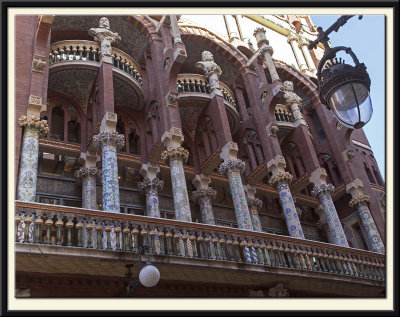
269, 172, 304, 239
315, 204, 333, 243
349, 195, 385, 254
311, 184, 349, 247
138, 177, 164, 218
93, 130, 124, 213
219, 160, 253, 231
247, 198, 263, 232
191, 188, 217, 225
74, 167, 101, 210
16, 115, 49, 201
161, 147, 192, 222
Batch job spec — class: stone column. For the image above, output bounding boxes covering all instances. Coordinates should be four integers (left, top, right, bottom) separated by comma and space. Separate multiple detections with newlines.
93, 130, 124, 213
161, 147, 192, 222
267, 155, 304, 239
169, 15, 183, 44
287, 33, 308, 72
347, 179, 385, 254
282, 81, 307, 127
89, 17, 121, 64
311, 184, 349, 247
315, 204, 333, 243
191, 188, 217, 225
138, 177, 164, 218
244, 185, 263, 232
74, 166, 101, 210
16, 115, 49, 201
258, 45, 280, 83
298, 37, 316, 73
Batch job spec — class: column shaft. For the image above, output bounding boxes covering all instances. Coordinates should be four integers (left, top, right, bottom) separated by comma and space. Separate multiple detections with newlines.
357, 204, 385, 254
145, 189, 161, 218
170, 158, 192, 222
17, 128, 40, 201
250, 210, 262, 232
263, 51, 280, 82
101, 144, 120, 212
198, 196, 216, 225
82, 175, 97, 210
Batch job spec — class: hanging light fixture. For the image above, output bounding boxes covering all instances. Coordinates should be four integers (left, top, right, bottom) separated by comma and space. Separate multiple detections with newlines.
308, 15, 373, 129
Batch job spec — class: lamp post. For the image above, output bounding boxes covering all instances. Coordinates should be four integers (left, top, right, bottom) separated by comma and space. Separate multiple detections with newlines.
308, 15, 373, 129
126, 231, 160, 296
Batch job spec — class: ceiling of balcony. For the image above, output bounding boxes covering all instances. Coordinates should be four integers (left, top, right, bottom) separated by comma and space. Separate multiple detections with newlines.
113, 75, 141, 110
51, 16, 147, 62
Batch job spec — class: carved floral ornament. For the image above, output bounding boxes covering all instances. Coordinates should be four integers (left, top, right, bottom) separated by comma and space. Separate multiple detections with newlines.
268, 283, 289, 298
160, 147, 189, 164
247, 197, 263, 211
268, 171, 293, 187
218, 159, 246, 176
311, 183, 335, 198
32, 55, 47, 73
167, 91, 179, 107
190, 188, 217, 203
195, 51, 222, 90
345, 149, 355, 162
138, 177, 164, 191
93, 130, 125, 151
349, 194, 371, 209
269, 123, 279, 137
18, 115, 49, 137
74, 166, 102, 183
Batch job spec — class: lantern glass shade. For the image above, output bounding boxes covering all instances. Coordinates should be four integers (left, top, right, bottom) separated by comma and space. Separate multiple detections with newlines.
328, 82, 373, 129
139, 264, 160, 288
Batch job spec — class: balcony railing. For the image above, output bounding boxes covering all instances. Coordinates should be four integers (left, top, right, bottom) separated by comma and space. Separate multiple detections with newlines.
275, 104, 294, 123
177, 74, 239, 113
49, 40, 143, 86
15, 201, 385, 283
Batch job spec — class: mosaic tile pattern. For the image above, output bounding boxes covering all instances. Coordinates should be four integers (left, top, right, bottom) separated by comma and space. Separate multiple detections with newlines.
357, 204, 385, 254
82, 176, 97, 210
250, 212, 263, 232
145, 189, 161, 218
277, 183, 305, 239
102, 144, 120, 212
170, 158, 192, 222
198, 196, 216, 225
17, 129, 40, 202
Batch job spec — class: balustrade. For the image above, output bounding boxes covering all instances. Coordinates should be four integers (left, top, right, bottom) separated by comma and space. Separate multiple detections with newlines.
49, 40, 143, 86
275, 105, 295, 123
15, 202, 385, 282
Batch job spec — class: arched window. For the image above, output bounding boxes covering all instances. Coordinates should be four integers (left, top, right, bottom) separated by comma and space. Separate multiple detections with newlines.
116, 118, 126, 152
128, 128, 140, 155
372, 167, 384, 186
67, 117, 81, 143
364, 163, 375, 184
51, 106, 64, 141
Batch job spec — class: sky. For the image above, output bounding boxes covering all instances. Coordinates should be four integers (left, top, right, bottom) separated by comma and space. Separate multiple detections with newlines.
310, 15, 386, 179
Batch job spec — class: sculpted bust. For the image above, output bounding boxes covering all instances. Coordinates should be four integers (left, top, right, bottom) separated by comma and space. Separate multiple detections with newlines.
282, 81, 302, 107
88, 17, 121, 56
196, 51, 222, 90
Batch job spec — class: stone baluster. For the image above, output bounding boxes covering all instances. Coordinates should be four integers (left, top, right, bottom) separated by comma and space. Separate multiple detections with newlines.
95, 222, 103, 250
232, 237, 242, 263
165, 228, 174, 255
132, 226, 139, 253
268, 155, 304, 239
114, 223, 122, 251
86, 220, 94, 248
225, 237, 234, 261
204, 233, 213, 259
76, 218, 84, 247
33, 215, 43, 244
104, 223, 112, 250
158, 230, 166, 255
219, 236, 227, 261
182, 231, 190, 257
65, 218, 74, 246
122, 224, 131, 251
93, 129, 124, 213
196, 233, 206, 259
44, 217, 53, 245
74, 165, 101, 210
160, 132, 192, 222
189, 232, 198, 258
15, 215, 22, 242
16, 115, 49, 202
138, 167, 164, 218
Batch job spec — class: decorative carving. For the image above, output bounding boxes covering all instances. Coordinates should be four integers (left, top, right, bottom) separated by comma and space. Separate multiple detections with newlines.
167, 91, 179, 107
345, 149, 355, 162
32, 55, 47, 73
268, 171, 293, 187
259, 44, 274, 57
18, 115, 49, 137
268, 123, 279, 137
267, 283, 289, 298
191, 188, 217, 203
311, 183, 335, 198
247, 197, 263, 211
88, 17, 121, 56
218, 159, 246, 176
349, 194, 371, 209
138, 177, 164, 191
336, 121, 343, 130
261, 91, 268, 101
195, 51, 222, 90
93, 130, 125, 152
74, 166, 102, 183
29, 95, 42, 106
160, 147, 189, 164
282, 81, 302, 107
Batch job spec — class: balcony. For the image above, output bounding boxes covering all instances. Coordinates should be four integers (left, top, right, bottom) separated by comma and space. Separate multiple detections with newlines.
177, 74, 241, 135
274, 104, 296, 142
15, 201, 385, 297
49, 40, 144, 111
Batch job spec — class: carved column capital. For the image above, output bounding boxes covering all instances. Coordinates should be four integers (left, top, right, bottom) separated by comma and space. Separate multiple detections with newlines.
247, 197, 263, 212
160, 147, 189, 164
93, 130, 125, 152
349, 194, 371, 209
74, 166, 102, 183
259, 44, 274, 56
218, 159, 246, 176
268, 171, 293, 188
311, 183, 335, 198
18, 115, 49, 137
138, 177, 164, 191
190, 188, 217, 203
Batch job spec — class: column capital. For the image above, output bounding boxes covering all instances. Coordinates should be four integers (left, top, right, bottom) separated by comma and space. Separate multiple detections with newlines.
259, 44, 274, 56
297, 36, 309, 48
160, 147, 189, 164
190, 188, 217, 204
349, 194, 371, 209
287, 32, 299, 44
311, 183, 335, 197
74, 166, 102, 183
247, 197, 263, 212
93, 130, 125, 152
268, 171, 293, 188
138, 177, 164, 191
18, 115, 49, 137
218, 159, 246, 176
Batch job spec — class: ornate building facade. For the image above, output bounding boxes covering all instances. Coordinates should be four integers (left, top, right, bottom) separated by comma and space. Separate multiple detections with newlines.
14, 14, 386, 298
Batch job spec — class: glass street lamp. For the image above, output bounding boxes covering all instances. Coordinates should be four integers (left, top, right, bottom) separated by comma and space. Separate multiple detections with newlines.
308, 15, 373, 129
